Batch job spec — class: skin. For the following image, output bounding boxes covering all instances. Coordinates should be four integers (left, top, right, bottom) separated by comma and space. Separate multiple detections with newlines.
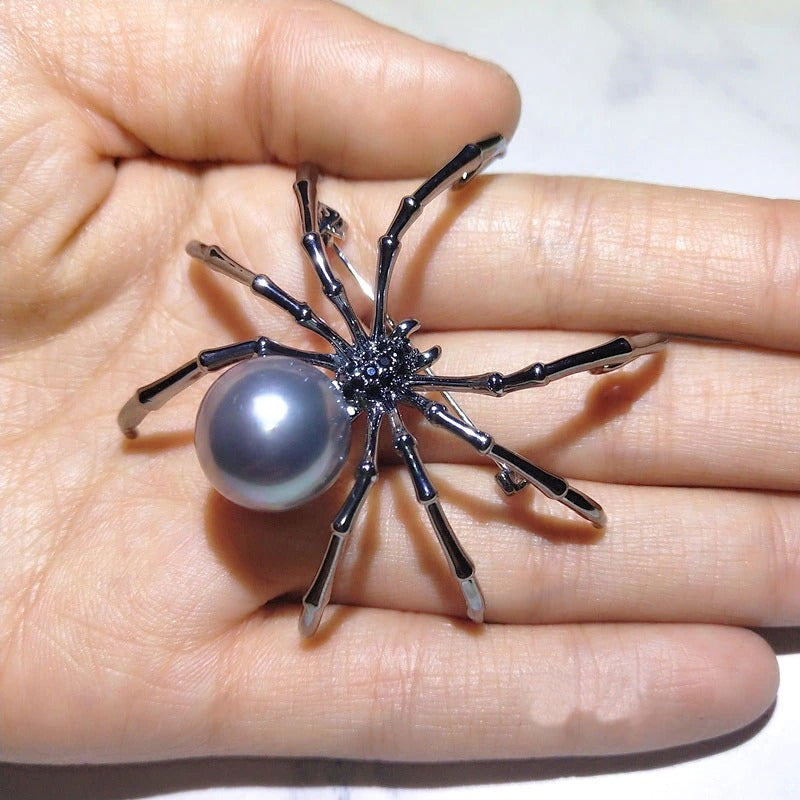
0, 0, 797, 765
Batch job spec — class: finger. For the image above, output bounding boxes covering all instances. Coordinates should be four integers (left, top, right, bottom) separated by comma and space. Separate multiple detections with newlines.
2, 608, 777, 762
400, 330, 800, 491
207, 468, 800, 628
327, 173, 800, 351
196, 614, 779, 761
8, 0, 519, 174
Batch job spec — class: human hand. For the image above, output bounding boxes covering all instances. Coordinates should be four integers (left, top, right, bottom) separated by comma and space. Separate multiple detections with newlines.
1, 0, 796, 765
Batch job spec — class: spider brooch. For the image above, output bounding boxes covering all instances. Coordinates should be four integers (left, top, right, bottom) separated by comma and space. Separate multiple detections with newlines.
119, 135, 668, 636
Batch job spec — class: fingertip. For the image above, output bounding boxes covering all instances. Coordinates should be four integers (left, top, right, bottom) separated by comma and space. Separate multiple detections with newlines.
463, 53, 522, 141
725, 627, 781, 722
668, 625, 779, 743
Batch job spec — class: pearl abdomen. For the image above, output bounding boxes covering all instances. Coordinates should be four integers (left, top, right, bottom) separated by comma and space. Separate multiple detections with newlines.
194, 357, 352, 511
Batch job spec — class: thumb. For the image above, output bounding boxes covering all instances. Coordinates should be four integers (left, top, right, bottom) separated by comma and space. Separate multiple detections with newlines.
9, 0, 520, 176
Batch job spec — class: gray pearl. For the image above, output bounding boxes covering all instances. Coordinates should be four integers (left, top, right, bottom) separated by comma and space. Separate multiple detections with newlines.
194, 356, 352, 511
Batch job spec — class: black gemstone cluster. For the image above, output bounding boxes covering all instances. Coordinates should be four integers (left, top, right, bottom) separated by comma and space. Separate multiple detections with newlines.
336, 331, 420, 411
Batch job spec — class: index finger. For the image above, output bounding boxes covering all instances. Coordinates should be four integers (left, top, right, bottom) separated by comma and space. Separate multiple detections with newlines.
332, 174, 800, 351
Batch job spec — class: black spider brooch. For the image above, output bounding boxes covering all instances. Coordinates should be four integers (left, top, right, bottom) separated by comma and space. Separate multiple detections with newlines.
119, 135, 667, 635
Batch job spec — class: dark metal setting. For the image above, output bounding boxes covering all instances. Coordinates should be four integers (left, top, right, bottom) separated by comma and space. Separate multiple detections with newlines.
118, 135, 668, 636
335, 327, 426, 411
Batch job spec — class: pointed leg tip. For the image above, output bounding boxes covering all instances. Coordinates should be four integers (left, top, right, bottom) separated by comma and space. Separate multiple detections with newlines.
299, 603, 323, 638
563, 487, 607, 528
592, 509, 608, 529
118, 401, 146, 438
461, 577, 485, 624
579, 503, 606, 528
581, 500, 607, 529
185, 239, 205, 258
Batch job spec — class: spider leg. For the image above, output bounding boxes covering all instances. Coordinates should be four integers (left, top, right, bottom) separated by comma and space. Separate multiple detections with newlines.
118, 338, 337, 437
294, 164, 369, 344
416, 345, 442, 369
403, 392, 607, 528
372, 135, 506, 339
185, 241, 349, 354
300, 408, 384, 637
408, 333, 668, 396
388, 410, 485, 622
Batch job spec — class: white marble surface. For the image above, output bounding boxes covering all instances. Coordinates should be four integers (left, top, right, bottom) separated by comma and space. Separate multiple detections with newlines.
4, 1, 799, 798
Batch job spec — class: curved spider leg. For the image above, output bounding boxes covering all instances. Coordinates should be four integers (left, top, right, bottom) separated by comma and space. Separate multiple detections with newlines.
118, 338, 337, 437
300, 407, 384, 637
416, 345, 442, 369
372, 134, 506, 340
185, 241, 350, 355
402, 392, 607, 528
388, 409, 485, 622
407, 333, 669, 396
294, 164, 369, 344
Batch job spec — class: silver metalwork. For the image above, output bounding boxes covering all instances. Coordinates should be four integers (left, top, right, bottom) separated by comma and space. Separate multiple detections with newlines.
118, 135, 668, 636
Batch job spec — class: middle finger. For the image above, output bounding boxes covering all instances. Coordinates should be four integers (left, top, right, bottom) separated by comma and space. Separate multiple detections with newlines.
397, 329, 800, 491
207, 467, 800, 627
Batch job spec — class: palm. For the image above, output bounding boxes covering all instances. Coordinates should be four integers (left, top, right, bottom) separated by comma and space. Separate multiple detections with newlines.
1, 0, 797, 765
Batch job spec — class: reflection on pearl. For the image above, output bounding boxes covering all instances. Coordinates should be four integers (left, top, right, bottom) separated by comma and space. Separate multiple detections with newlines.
194, 357, 352, 511
251, 393, 288, 434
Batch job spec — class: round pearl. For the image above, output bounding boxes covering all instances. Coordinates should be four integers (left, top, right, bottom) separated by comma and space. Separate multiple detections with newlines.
194, 356, 352, 511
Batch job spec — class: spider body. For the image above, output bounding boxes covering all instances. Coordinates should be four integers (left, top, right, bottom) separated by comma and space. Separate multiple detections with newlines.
119, 136, 667, 636
336, 322, 426, 411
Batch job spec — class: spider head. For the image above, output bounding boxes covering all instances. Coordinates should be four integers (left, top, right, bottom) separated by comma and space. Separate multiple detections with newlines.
336, 330, 420, 412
